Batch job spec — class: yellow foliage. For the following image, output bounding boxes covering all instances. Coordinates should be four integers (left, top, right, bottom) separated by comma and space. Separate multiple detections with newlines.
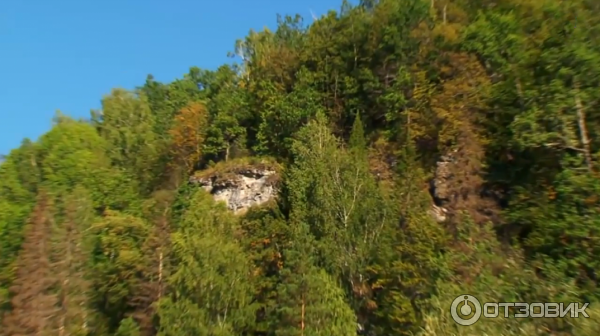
431, 52, 490, 151
406, 70, 437, 143
547, 186, 556, 200
168, 102, 209, 174
366, 300, 378, 311
585, 195, 597, 205
432, 23, 460, 43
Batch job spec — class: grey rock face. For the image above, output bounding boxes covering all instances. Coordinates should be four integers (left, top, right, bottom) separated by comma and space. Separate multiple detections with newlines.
428, 149, 457, 223
190, 168, 278, 214
432, 150, 457, 204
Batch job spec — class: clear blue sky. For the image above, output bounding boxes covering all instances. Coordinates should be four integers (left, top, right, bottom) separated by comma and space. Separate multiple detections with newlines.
0, 0, 347, 155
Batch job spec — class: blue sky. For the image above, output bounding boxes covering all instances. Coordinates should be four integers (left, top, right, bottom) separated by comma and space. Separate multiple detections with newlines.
0, 0, 347, 155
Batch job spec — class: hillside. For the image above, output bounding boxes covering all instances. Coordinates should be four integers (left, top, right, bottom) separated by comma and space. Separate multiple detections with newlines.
1, 0, 600, 335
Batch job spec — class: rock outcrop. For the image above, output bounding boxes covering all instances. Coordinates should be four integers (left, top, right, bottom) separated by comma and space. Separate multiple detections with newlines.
428, 149, 457, 223
428, 203, 448, 223
431, 150, 456, 205
189, 163, 279, 214
428, 147, 502, 224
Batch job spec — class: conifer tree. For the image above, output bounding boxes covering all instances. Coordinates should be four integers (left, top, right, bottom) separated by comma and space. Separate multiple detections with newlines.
348, 112, 367, 154
131, 190, 175, 336
368, 141, 448, 335
275, 222, 356, 336
3, 0, 600, 335
156, 191, 255, 336
2, 191, 57, 336
51, 186, 94, 336
89, 210, 149, 331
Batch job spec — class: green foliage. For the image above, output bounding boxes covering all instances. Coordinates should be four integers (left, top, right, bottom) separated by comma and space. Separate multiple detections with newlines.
116, 317, 141, 336
239, 207, 289, 333
97, 89, 159, 193
3, 0, 600, 335
0, 151, 38, 311
275, 222, 357, 336
89, 210, 149, 330
203, 65, 250, 161
157, 191, 256, 336
367, 142, 449, 335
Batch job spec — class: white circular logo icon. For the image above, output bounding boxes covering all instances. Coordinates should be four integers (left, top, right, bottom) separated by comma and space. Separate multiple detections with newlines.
451, 294, 482, 326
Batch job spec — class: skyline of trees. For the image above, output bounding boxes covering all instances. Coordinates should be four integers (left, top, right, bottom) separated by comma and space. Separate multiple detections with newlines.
2, 0, 600, 335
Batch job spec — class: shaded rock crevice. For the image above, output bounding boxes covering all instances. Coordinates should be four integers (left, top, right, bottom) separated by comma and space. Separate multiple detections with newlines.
428, 147, 503, 225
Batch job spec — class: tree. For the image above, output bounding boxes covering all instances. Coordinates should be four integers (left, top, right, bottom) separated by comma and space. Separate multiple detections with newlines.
348, 112, 367, 153
0, 143, 40, 317
200, 65, 250, 162
239, 207, 289, 334
156, 191, 255, 336
168, 102, 209, 175
37, 113, 140, 211
275, 222, 356, 336
2, 191, 57, 336
287, 112, 386, 276
254, 68, 322, 158
367, 142, 448, 336
97, 88, 158, 192
140, 75, 172, 138
51, 186, 95, 336
89, 210, 149, 331
4, 0, 600, 335
130, 190, 175, 336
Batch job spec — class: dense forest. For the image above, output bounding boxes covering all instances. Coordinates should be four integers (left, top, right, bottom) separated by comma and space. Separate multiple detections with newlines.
2, 0, 600, 335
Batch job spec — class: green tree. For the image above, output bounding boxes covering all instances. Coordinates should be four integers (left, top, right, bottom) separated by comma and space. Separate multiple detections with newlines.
156, 191, 255, 336
0, 144, 40, 315
239, 207, 289, 334
368, 142, 448, 336
275, 222, 356, 336
51, 186, 95, 336
204, 66, 249, 162
96, 89, 158, 192
131, 190, 175, 336
287, 112, 387, 286
115, 317, 141, 336
37, 114, 139, 211
2, 191, 57, 336
89, 210, 149, 331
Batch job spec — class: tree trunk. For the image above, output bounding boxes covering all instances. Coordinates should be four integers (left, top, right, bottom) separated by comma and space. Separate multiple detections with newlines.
301, 296, 305, 336
443, 4, 447, 24
574, 80, 594, 172
158, 250, 163, 300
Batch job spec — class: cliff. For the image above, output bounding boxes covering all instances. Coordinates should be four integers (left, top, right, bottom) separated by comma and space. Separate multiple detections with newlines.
189, 159, 280, 214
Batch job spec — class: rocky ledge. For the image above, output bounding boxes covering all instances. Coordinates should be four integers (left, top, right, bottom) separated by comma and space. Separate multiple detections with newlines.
189, 163, 279, 214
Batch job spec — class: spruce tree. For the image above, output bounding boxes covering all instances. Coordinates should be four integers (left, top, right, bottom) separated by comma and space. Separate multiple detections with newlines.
2, 191, 58, 336
51, 187, 94, 336
275, 222, 356, 336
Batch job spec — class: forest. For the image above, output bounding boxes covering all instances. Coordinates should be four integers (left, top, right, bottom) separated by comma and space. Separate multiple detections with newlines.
1, 0, 600, 335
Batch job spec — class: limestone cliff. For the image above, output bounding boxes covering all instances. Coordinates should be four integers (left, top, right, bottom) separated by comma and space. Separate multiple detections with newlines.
189, 161, 279, 214
189, 154, 455, 223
